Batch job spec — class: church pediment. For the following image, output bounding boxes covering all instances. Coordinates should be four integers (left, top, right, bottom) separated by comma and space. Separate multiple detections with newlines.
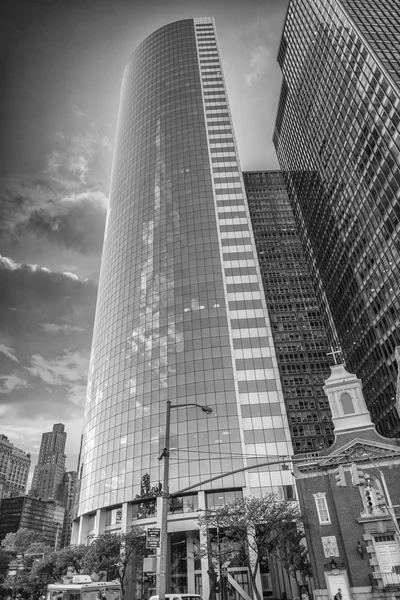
318, 439, 400, 468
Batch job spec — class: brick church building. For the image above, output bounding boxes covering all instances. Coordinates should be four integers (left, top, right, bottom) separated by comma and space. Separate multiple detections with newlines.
294, 363, 400, 600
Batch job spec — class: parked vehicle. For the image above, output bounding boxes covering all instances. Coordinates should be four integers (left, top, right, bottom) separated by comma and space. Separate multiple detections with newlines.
47, 576, 121, 600
149, 595, 202, 600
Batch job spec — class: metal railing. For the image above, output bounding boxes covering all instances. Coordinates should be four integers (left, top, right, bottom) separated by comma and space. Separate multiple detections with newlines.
370, 571, 400, 589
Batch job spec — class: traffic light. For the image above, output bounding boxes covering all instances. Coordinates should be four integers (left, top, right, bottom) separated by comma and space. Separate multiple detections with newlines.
375, 487, 385, 506
334, 465, 346, 487
365, 488, 374, 512
350, 463, 366, 486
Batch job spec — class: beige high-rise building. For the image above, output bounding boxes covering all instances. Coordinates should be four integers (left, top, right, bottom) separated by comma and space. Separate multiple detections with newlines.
0, 434, 31, 500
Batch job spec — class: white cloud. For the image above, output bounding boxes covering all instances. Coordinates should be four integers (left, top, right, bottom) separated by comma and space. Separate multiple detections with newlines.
0, 254, 88, 281
245, 17, 274, 86
0, 406, 10, 418
39, 323, 86, 334
0, 343, 19, 363
1, 424, 42, 441
27, 350, 89, 386
101, 136, 113, 152
246, 42, 271, 85
0, 254, 50, 274
72, 105, 86, 119
0, 373, 28, 393
63, 271, 79, 280
0, 255, 19, 270
67, 383, 88, 407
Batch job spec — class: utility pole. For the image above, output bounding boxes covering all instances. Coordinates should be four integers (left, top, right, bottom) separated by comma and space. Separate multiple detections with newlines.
157, 401, 213, 600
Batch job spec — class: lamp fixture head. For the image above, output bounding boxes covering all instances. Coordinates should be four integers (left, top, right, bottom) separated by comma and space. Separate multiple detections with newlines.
357, 541, 364, 558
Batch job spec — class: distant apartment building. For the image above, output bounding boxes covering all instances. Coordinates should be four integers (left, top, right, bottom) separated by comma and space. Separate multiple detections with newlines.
0, 496, 65, 548
273, 0, 400, 437
30, 424, 66, 500
244, 171, 335, 453
0, 434, 31, 500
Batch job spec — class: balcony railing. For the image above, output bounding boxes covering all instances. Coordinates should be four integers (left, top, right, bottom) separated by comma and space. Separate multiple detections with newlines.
370, 571, 400, 590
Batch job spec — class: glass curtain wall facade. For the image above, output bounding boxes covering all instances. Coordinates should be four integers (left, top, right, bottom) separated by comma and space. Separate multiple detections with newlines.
244, 171, 334, 453
73, 18, 292, 598
273, 0, 400, 438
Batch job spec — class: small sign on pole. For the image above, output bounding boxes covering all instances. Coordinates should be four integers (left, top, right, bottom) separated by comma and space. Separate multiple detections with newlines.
146, 527, 161, 549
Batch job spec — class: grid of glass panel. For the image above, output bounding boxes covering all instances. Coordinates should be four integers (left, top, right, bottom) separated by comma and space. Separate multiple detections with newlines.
244, 171, 335, 453
273, 0, 400, 438
77, 18, 293, 517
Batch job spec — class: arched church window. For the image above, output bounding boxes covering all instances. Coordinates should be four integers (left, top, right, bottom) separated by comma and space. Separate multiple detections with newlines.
340, 392, 355, 415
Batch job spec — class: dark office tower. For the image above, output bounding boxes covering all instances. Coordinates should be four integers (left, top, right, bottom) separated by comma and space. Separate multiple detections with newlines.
57, 471, 77, 548
30, 423, 66, 500
72, 19, 293, 599
244, 171, 335, 453
273, 0, 400, 437
0, 497, 65, 548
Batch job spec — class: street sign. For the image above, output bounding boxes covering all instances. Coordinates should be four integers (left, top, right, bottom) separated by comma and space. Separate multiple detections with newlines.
146, 527, 161, 549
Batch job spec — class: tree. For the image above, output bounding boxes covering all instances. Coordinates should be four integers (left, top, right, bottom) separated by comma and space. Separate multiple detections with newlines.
2, 528, 72, 596
81, 530, 146, 598
25, 552, 59, 598
54, 545, 88, 579
1, 529, 46, 553
198, 495, 306, 600
196, 510, 246, 600
271, 525, 312, 584
1, 543, 91, 600
0, 548, 12, 588
25, 545, 89, 597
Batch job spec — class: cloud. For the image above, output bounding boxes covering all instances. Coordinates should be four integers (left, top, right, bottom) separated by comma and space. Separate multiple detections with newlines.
0, 342, 19, 363
27, 350, 89, 386
101, 136, 113, 152
0, 373, 28, 393
0, 424, 41, 445
0, 110, 111, 261
245, 17, 275, 86
246, 43, 272, 85
72, 105, 87, 119
0, 254, 89, 281
0, 256, 97, 362
39, 323, 86, 334
24, 191, 107, 254
67, 383, 88, 407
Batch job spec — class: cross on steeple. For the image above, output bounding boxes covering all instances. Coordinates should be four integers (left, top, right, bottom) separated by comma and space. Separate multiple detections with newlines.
327, 345, 343, 365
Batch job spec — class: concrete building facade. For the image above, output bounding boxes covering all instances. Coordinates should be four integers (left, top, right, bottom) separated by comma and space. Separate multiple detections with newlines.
0, 434, 31, 500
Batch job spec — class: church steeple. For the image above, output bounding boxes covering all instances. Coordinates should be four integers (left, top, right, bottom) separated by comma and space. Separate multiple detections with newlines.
323, 363, 376, 434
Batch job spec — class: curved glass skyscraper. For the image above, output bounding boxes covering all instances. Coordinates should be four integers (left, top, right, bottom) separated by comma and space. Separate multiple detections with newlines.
73, 18, 293, 597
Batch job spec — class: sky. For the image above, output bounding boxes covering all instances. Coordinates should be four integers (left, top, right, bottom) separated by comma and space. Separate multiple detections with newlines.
0, 0, 288, 480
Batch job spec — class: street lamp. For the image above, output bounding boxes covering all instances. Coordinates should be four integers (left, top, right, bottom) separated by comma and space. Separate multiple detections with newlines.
157, 400, 213, 600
